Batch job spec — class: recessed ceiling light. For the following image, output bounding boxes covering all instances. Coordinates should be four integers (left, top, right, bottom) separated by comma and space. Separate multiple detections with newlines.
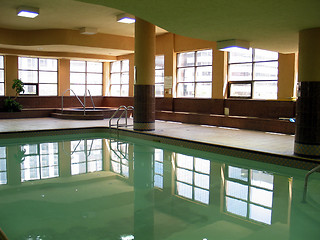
117, 13, 135, 24
217, 39, 250, 52
17, 6, 39, 18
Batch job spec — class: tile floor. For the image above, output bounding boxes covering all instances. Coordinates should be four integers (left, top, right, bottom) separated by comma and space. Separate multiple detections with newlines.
0, 117, 295, 157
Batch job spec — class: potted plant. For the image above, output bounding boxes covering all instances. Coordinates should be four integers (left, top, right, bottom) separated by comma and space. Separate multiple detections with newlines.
4, 78, 25, 112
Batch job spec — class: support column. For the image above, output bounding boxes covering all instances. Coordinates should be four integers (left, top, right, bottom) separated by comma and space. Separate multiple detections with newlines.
134, 17, 156, 131
294, 27, 320, 157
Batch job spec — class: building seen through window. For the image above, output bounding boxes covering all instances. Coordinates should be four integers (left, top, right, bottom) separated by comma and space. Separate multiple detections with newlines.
18, 57, 58, 96
110, 60, 129, 96
228, 48, 278, 99
177, 49, 212, 98
70, 60, 103, 96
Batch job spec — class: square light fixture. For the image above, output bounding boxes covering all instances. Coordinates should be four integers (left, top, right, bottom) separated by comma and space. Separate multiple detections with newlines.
217, 39, 250, 52
17, 6, 39, 18
79, 27, 98, 35
117, 13, 135, 24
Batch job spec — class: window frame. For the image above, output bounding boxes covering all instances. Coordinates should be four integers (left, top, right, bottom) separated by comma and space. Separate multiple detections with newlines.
227, 48, 278, 99
110, 59, 129, 97
70, 60, 103, 96
0, 56, 4, 96
176, 49, 213, 98
18, 57, 58, 96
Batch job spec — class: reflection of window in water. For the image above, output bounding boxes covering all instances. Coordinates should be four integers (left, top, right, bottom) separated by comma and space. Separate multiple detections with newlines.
71, 139, 103, 175
110, 141, 130, 178
175, 153, 210, 204
21, 143, 59, 182
0, 146, 7, 185
154, 149, 163, 189
225, 166, 274, 225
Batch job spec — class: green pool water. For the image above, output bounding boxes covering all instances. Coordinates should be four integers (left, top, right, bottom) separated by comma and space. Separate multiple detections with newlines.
0, 132, 319, 240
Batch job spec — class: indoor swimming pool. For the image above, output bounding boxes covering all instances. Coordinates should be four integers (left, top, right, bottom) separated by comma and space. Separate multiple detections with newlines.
0, 131, 319, 240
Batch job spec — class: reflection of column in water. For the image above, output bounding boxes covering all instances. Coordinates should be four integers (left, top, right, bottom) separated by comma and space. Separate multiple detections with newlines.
7, 145, 22, 185
134, 144, 154, 240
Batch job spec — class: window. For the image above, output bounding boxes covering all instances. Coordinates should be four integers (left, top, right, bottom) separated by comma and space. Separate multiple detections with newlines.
175, 153, 211, 205
0, 147, 7, 185
155, 55, 165, 97
18, 57, 58, 96
71, 139, 103, 175
70, 60, 103, 96
154, 149, 164, 188
20, 143, 59, 182
0, 56, 4, 96
110, 140, 130, 178
228, 48, 278, 99
110, 60, 129, 96
177, 50, 212, 98
224, 166, 274, 225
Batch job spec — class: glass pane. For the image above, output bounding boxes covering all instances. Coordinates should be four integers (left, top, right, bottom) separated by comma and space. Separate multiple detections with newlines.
177, 68, 195, 82
0, 172, 7, 185
0, 70, 3, 82
0, 56, 3, 68
120, 84, 129, 96
39, 58, 57, 71
196, 66, 212, 82
249, 204, 272, 225
228, 63, 252, 81
110, 85, 121, 96
70, 73, 85, 84
176, 182, 192, 199
23, 85, 37, 95
0, 83, 3, 96
194, 172, 209, 189
87, 61, 102, 73
19, 70, 38, 83
194, 158, 210, 174
87, 73, 102, 84
253, 81, 277, 99
111, 61, 121, 73
110, 73, 120, 84
19, 57, 38, 70
121, 60, 129, 72
0, 147, 5, 158
70, 61, 86, 72
155, 84, 164, 97
228, 166, 248, 181
251, 170, 274, 190
0, 158, 6, 171
155, 149, 163, 162
39, 71, 58, 83
254, 62, 278, 80
178, 52, 195, 67
229, 48, 253, 63
196, 50, 212, 66
254, 49, 278, 61
195, 82, 211, 98
87, 85, 102, 96
39, 84, 57, 96
177, 83, 195, 97
194, 188, 209, 204
154, 175, 163, 188
155, 55, 164, 69
70, 84, 85, 96
226, 180, 248, 200
229, 83, 251, 97
176, 154, 193, 170
154, 161, 163, 175
226, 197, 247, 217
155, 70, 164, 83
121, 72, 129, 84
250, 187, 273, 208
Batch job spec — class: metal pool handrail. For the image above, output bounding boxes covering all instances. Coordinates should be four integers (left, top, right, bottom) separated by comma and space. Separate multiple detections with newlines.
302, 164, 320, 202
109, 105, 134, 130
61, 89, 96, 115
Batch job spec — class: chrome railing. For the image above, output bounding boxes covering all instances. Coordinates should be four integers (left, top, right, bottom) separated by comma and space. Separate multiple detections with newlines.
109, 105, 134, 130
302, 164, 320, 202
61, 89, 95, 115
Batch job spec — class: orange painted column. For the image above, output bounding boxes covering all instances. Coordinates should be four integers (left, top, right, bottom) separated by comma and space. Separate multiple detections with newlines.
294, 27, 320, 157
134, 17, 156, 131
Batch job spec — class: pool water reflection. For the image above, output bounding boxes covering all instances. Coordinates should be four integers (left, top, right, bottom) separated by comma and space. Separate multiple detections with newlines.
0, 133, 319, 240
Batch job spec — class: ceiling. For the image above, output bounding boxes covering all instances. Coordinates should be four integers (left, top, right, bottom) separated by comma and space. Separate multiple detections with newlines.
0, 0, 320, 56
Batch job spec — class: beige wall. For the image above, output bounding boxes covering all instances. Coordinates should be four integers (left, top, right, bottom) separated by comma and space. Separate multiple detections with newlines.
1, 31, 297, 101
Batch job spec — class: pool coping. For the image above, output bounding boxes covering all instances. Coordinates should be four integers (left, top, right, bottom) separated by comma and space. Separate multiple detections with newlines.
0, 125, 319, 171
